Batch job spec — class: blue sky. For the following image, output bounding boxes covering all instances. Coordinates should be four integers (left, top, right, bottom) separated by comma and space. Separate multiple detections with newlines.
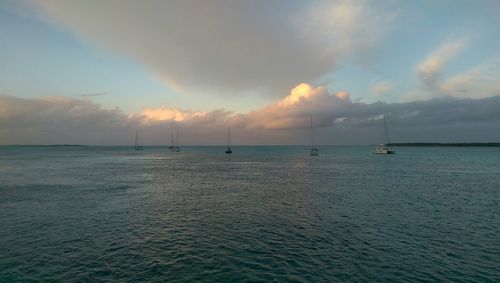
320, 1, 500, 102
1, 0, 500, 145
0, 2, 175, 113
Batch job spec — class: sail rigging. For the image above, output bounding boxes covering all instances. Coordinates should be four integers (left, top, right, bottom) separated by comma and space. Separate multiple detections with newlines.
225, 123, 232, 154
373, 115, 395, 154
309, 115, 319, 156
174, 127, 180, 152
383, 116, 391, 145
134, 130, 144, 150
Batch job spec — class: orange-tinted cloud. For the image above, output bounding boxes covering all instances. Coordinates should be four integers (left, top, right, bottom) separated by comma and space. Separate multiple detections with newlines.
140, 107, 204, 122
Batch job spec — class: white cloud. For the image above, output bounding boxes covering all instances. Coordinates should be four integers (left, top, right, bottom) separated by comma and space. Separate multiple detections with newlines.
417, 39, 466, 92
440, 59, 500, 98
411, 39, 500, 100
299, 0, 396, 64
241, 83, 352, 130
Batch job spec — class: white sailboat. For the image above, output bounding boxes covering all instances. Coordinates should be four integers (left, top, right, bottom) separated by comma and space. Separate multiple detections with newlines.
225, 124, 232, 154
134, 130, 144, 150
309, 115, 319, 156
373, 116, 395, 154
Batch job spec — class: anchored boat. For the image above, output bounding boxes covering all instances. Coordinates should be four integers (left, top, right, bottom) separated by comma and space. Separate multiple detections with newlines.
225, 124, 232, 154
309, 115, 319, 156
373, 116, 395, 154
134, 130, 144, 150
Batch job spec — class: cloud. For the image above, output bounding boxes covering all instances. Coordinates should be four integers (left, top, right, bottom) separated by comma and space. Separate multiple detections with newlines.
29, 0, 394, 96
440, 59, 500, 98
417, 39, 466, 92
412, 39, 500, 100
238, 83, 352, 130
299, 0, 397, 65
370, 80, 393, 96
0, 95, 138, 144
2, 84, 500, 145
140, 107, 209, 123
80, 92, 107, 97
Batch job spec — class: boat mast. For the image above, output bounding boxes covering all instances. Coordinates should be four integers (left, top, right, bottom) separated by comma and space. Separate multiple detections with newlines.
310, 115, 314, 147
135, 130, 139, 147
383, 116, 391, 145
171, 133, 174, 147
227, 124, 231, 147
176, 127, 179, 147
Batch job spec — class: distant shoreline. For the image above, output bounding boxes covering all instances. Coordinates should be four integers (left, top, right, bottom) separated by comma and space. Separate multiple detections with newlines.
3, 144, 87, 147
1, 143, 500, 147
388, 143, 500, 147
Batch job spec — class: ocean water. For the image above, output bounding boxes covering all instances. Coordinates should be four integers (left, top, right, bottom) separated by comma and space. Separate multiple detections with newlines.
0, 146, 499, 282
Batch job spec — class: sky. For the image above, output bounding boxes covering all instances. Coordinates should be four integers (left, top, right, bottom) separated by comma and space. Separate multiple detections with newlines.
1, 0, 500, 145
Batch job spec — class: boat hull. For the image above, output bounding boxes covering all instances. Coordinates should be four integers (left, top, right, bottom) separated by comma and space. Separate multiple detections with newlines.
310, 148, 319, 156
372, 150, 395, 154
373, 144, 395, 154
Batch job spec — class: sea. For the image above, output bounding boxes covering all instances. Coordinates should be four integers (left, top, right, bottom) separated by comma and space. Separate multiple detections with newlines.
1, 146, 499, 282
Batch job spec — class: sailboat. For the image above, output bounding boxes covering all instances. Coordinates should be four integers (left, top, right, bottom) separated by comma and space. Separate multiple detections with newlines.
225, 124, 232, 154
134, 130, 144, 150
173, 128, 181, 152
309, 115, 319, 156
373, 116, 395, 154
174, 127, 180, 152
168, 133, 175, 151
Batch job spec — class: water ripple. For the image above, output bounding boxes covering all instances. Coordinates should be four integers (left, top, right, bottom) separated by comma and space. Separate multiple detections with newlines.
0, 146, 499, 281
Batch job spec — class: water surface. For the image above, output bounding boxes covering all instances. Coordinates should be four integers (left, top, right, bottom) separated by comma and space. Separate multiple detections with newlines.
1, 146, 499, 281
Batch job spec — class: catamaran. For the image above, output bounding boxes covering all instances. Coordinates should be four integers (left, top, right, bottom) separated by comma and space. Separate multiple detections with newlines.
225, 124, 232, 154
309, 115, 319, 156
373, 116, 395, 154
134, 130, 144, 150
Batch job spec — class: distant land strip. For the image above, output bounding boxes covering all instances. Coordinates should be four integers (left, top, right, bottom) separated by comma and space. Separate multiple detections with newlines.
388, 143, 500, 147
2, 143, 500, 147
5, 144, 87, 147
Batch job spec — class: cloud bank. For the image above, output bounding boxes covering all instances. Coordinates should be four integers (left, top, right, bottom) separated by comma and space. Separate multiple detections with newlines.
2, 84, 500, 145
